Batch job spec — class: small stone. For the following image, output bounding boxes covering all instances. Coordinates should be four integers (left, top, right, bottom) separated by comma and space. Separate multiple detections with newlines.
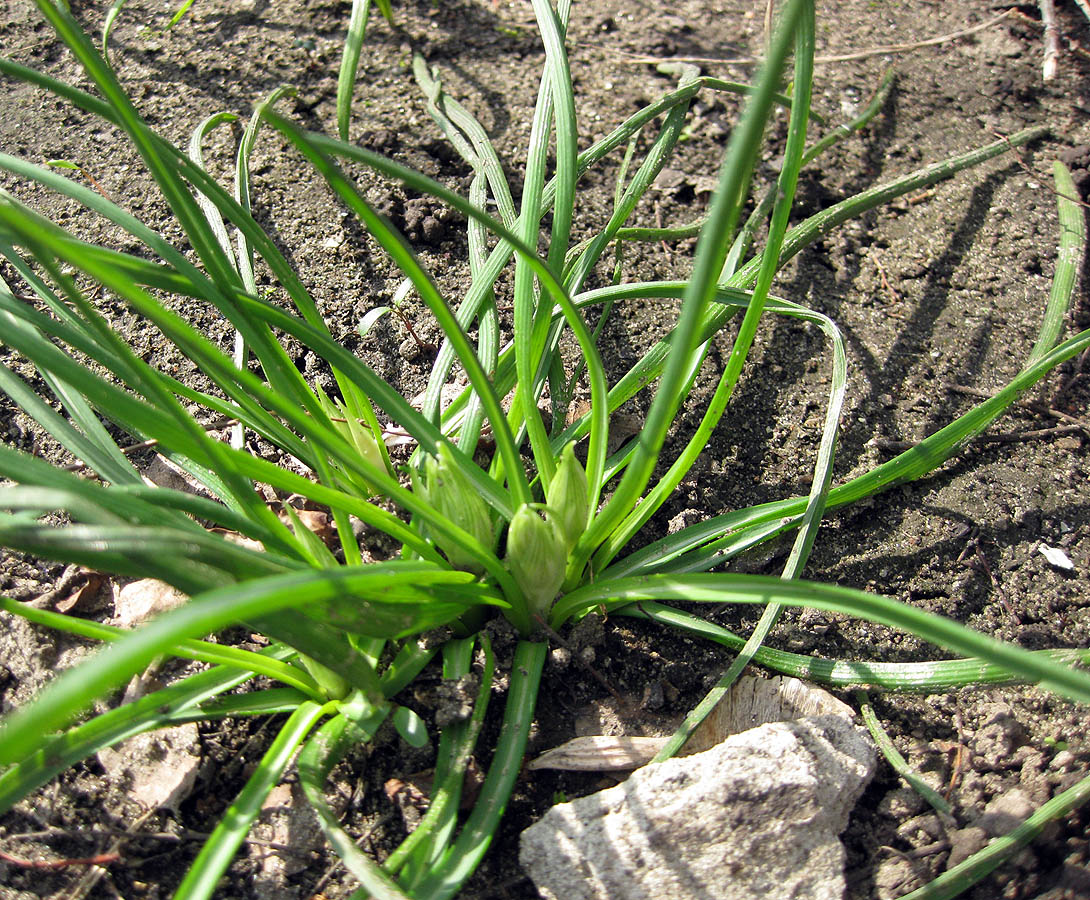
970, 703, 1024, 770
877, 786, 926, 818
977, 788, 1034, 837
1040, 544, 1076, 572
252, 781, 325, 895
946, 825, 989, 869
897, 813, 945, 847
875, 856, 927, 899
96, 723, 200, 812
421, 215, 446, 244
1049, 750, 1077, 771
549, 647, 572, 669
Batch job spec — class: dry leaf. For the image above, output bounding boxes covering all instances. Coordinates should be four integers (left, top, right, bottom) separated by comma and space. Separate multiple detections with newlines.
528, 736, 668, 772
143, 454, 207, 495
213, 528, 266, 552
281, 507, 336, 545
385, 777, 432, 832
53, 569, 106, 613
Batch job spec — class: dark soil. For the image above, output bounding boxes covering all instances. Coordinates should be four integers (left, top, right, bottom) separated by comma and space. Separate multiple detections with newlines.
2, 0, 1090, 898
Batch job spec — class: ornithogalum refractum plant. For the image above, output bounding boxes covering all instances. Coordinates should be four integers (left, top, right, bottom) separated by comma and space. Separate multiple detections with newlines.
1, 1, 1089, 898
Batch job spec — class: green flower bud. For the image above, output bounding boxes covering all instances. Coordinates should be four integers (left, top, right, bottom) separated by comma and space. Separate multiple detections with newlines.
345, 417, 385, 474
420, 443, 493, 573
506, 503, 567, 617
545, 442, 589, 551
314, 384, 386, 496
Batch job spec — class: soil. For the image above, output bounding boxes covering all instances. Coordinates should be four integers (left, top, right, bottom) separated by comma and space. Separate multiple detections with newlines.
2, 0, 1090, 898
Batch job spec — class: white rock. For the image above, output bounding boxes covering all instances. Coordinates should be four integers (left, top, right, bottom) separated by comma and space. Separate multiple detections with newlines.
1039, 544, 1076, 572
520, 716, 875, 900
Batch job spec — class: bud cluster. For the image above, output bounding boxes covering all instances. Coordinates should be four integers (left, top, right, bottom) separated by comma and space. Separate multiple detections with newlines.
417, 443, 494, 574
505, 443, 589, 617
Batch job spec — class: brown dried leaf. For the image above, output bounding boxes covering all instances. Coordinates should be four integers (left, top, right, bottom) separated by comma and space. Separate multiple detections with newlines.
212, 528, 265, 552
53, 570, 106, 614
281, 508, 336, 546
527, 736, 668, 772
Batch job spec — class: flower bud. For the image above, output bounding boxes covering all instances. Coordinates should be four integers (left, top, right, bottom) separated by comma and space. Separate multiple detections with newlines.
545, 442, 589, 551
342, 413, 385, 475
505, 503, 567, 617
421, 443, 494, 573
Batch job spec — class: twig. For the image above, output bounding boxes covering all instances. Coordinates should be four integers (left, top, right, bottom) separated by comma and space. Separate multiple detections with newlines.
974, 424, 1085, 443
62, 416, 237, 472
5, 825, 315, 859
991, 131, 1090, 212
945, 382, 1090, 435
874, 423, 1085, 452
1075, 0, 1090, 27
611, 10, 1013, 67
310, 811, 395, 894
763, 0, 774, 58
0, 848, 120, 869
390, 304, 436, 355
873, 254, 901, 305
63, 809, 154, 900
1040, 0, 1060, 81
1051, 346, 1090, 406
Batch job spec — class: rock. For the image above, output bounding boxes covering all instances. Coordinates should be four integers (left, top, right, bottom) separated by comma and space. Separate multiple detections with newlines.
946, 825, 989, 869
969, 702, 1024, 771
110, 578, 189, 629
978, 787, 1035, 837
874, 856, 928, 899
96, 723, 200, 812
948, 788, 1043, 870
251, 781, 325, 897
877, 786, 926, 818
520, 716, 875, 900
896, 812, 946, 848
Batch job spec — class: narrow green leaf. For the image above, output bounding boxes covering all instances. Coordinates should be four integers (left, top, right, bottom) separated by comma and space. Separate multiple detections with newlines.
298, 714, 411, 900
392, 705, 428, 748
173, 701, 336, 899
0, 563, 477, 767
337, 0, 373, 142
412, 641, 546, 900
619, 601, 1090, 691
553, 573, 1090, 706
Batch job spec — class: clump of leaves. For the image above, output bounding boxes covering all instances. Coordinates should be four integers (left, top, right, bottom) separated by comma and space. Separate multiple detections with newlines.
1, 1, 1088, 898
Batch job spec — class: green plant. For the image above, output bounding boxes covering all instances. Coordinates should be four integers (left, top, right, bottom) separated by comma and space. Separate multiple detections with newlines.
0, 1, 1088, 898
